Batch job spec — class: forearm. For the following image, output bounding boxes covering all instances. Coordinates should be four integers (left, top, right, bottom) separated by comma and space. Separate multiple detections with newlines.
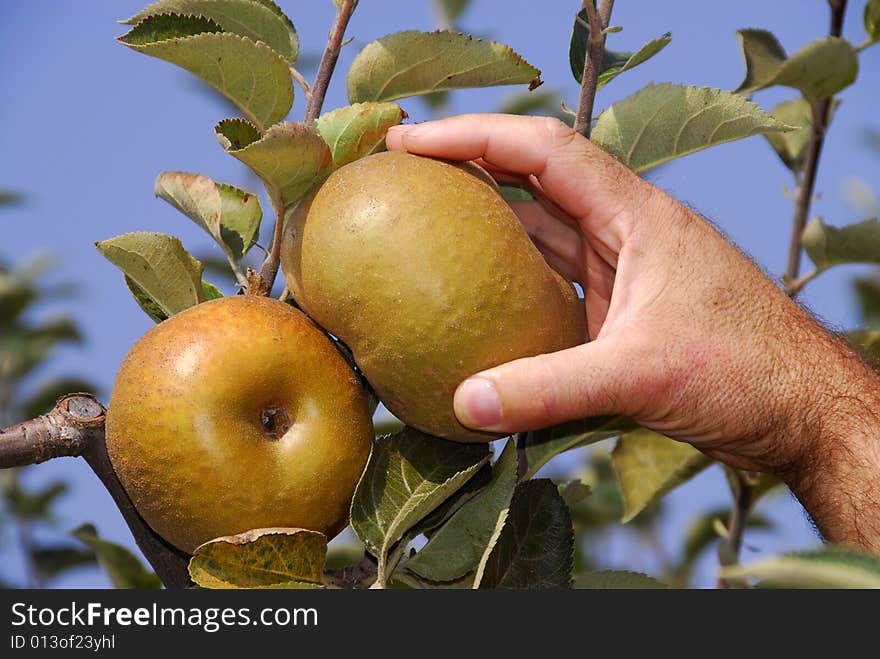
783, 333, 880, 551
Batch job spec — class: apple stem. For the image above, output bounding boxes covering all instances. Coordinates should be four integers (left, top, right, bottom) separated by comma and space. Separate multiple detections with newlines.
0, 393, 192, 588
573, 0, 615, 138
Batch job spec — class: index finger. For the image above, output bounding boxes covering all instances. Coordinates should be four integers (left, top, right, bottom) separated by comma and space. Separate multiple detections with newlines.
385, 113, 643, 243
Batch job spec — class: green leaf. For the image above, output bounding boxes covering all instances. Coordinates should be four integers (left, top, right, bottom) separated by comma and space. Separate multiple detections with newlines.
216, 119, 333, 209
33, 546, 96, 581
802, 217, 880, 270
315, 103, 407, 168
568, 8, 671, 88
21, 378, 98, 419
559, 478, 592, 507
855, 274, 880, 329
521, 416, 636, 480
764, 98, 812, 172
347, 30, 542, 103
188, 527, 327, 589
0, 190, 23, 207
847, 329, 880, 364
867, 0, 880, 44
499, 184, 534, 202
405, 438, 517, 583
5, 480, 68, 520
677, 509, 773, 580
597, 34, 672, 89
574, 570, 668, 589
118, 13, 293, 131
350, 428, 489, 570
592, 83, 793, 174
122, 0, 299, 63
611, 428, 711, 522
155, 171, 262, 259
72, 524, 162, 589
734, 30, 858, 101
497, 88, 564, 118
96, 232, 206, 318
201, 280, 224, 299
720, 546, 880, 589
475, 479, 574, 589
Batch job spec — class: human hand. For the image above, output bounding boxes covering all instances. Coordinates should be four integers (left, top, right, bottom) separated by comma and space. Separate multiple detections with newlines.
386, 114, 880, 547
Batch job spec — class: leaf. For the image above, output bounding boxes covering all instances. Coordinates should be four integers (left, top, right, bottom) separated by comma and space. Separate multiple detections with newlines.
315, 103, 407, 167
611, 428, 711, 522
347, 30, 541, 103
592, 83, 793, 174
122, 0, 299, 63
118, 13, 293, 131
216, 119, 333, 209
764, 98, 812, 172
867, 0, 880, 44
598, 35, 672, 89
720, 546, 880, 589
21, 377, 98, 419
189, 527, 327, 589
677, 509, 773, 581
350, 428, 489, 569
0, 190, 23, 207
475, 479, 573, 589
96, 232, 206, 318
855, 274, 880, 329
802, 217, 880, 270
734, 30, 858, 101
569, 8, 671, 88
497, 88, 566, 120
847, 329, 880, 364
5, 480, 68, 520
155, 171, 262, 259
405, 438, 518, 582
574, 570, 668, 589
33, 546, 96, 580
72, 524, 161, 589
521, 416, 636, 480
201, 280, 224, 299
559, 478, 592, 507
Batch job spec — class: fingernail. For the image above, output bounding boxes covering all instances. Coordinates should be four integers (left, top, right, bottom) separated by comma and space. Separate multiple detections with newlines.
455, 378, 502, 428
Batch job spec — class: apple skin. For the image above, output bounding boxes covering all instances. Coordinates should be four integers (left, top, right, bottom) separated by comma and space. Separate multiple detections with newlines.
105, 295, 374, 554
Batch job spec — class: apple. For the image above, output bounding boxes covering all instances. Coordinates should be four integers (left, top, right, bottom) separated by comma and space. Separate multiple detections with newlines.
105, 295, 373, 553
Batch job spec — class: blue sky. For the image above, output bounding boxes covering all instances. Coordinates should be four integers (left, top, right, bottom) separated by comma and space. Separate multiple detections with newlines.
1, 1, 878, 587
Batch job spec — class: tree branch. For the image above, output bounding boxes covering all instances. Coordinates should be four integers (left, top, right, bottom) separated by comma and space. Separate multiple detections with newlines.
304, 0, 358, 124
717, 470, 756, 588
253, 1, 358, 295
0, 394, 191, 588
573, 0, 615, 137
784, 0, 848, 290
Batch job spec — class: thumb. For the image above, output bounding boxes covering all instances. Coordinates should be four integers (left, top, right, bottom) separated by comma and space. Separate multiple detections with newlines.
453, 338, 632, 434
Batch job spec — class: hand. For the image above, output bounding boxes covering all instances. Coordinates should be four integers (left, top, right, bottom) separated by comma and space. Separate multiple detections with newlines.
386, 114, 880, 549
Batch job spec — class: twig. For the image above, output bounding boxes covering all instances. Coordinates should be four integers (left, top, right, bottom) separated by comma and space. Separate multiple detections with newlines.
255, 190, 286, 293
0, 394, 191, 588
254, 1, 358, 295
783, 0, 848, 288
304, 0, 358, 124
290, 66, 312, 103
716, 470, 756, 588
573, 0, 616, 137
785, 268, 821, 297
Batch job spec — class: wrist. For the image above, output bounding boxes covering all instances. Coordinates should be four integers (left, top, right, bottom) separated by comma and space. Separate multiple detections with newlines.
782, 331, 880, 548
